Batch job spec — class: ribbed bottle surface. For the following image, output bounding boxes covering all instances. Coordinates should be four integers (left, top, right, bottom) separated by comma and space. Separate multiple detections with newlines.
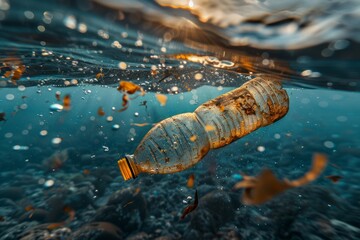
127, 77, 289, 176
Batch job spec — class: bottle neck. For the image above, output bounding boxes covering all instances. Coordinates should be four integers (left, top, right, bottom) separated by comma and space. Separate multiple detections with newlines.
118, 155, 139, 180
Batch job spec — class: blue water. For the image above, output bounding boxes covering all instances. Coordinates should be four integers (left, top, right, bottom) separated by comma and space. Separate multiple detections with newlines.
0, 0, 359, 239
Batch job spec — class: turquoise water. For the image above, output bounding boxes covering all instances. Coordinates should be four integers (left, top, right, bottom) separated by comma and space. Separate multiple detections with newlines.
0, 0, 359, 239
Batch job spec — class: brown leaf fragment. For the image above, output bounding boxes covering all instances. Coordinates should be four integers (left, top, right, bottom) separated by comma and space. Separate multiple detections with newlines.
117, 81, 143, 95
181, 189, 198, 220
234, 153, 328, 205
289, 153, 328, 187
325, 175, 342, 183
241, 169, 291, 205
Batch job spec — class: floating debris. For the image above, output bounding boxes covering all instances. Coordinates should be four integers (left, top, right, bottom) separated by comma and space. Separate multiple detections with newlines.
117, 81, 143, 95
97, 107, 105, 116
40, 130, 48, 136
44, 179, 55, 187
42, 149, 69, 171
83, 169, 90, 175
63, 94, 71, 110
187, 174, 195, 188
155, 93, 167, 106
96, 72, 104, 79
131, 123, 150, 127
55, 91, 61, 101
49, 103, 63, 112
325, 175, 342, 183
181, 189, 198, 220
1, 57, 26, 85
12, 145, 29, 151
118, 62, 127, 70
233, 153, 328, 205
0, 112, 6, 121
112, 124, 120, 130
51, 137, 62, 145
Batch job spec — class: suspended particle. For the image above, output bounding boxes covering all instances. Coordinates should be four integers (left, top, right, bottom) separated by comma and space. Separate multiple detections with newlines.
40, 130, 48, 136
119, 62, 127, 70
49, 103, 63, 112
52, 137, 62, 144
112, 124, 120, 130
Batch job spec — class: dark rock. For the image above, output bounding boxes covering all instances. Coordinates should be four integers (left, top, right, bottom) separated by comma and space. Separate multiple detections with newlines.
72, 222, 123, 240
19, 209, 50, 223
189, 209, 217, 233
0, 198, 20, 217
64, 186, 94, 210
0, 187, 24, 201
199, 190, 235, 223
0, 222, 37, 240
93, 187, 147, 234
125, 232, 151, 240
182, 229, 201, 240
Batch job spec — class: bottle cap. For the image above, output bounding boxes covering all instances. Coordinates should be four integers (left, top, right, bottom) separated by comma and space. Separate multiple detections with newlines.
118, 155, 137, 180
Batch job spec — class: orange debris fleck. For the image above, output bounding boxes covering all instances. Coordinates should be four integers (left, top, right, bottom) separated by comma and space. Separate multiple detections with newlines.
25, 205, 35, 211
96, 72, 104, 79
155, 93, 167, 106
131, 123, 150, 127
83, 169, 90, 175
63, 94, 71, 110
97, 107, 105, 116
46, 223, 64, 230
187, 174, 195, 188
4, 71, 11, 78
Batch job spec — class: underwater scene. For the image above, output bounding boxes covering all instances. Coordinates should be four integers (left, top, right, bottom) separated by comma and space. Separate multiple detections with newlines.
0, 0, 359, 239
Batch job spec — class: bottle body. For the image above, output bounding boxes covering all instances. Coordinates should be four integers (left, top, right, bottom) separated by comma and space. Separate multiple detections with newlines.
118, 77, 289, 180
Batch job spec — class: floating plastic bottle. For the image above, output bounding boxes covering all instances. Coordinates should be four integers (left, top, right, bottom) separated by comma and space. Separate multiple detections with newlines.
118, 77, 289, 180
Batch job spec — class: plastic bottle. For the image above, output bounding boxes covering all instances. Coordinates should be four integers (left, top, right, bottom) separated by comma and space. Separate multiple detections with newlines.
118, 77, 289, 180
